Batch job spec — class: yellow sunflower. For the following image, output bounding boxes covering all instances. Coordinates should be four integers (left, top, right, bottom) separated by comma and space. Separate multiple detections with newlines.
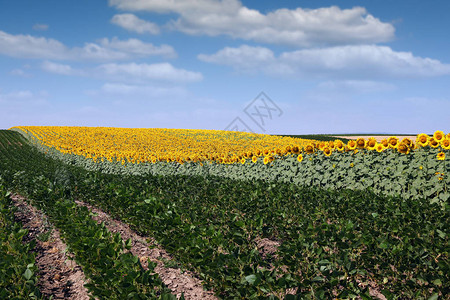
437, 152, 445, 160
241, 158, 246, 164
297, 154, 303, 163
304, 144, 315, 154
366, 137, 377, 150
263, 156, 269, 165
375, 143, 385, 152
381, 139, 389, 148
347, 140, 357, 150
388, 136, 399, 149
356, 138, 366, 149
429, 137, 439, 148
440, 139, 450, 150
397, 143, 410, 155
323, 147, 332, 157
334, 140, 344, 151
400, 138, 413, 148
416, 133, 429, 147
292, 145, 300, 154
433, 130, 445, 142
252, 156, 257, 163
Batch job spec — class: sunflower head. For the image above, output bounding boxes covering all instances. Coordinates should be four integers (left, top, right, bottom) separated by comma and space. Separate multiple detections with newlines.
347, 140, 357, 150
367, 137, 377, 150
437, 152, 445, 161
397, 143, 410, 155
416, 133, 429, 147
429, 137, 439, 148
440, 139, 450, 150
400, 138, 413, 148
263, 149, 270, 156
381, 139, 389, 148
292, 145, 300, 154
304, 144, 315, 154
328, 141, 335, 149
297, 154, 303, 163
433, 130, 445, 142
323, 147, 332, 157
241, 158, 246, 164
388, 136, 399, 149
285, 145, 292, 153
252, 156, 257, 163
356, 138, 366, 149
334, 140, 344, 149
375, 143, 385, 153
263, 156, 269, 165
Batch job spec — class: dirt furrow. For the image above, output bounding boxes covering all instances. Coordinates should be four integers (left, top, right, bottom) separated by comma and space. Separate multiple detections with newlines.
75, 200, 217, 300
11, 194, 90, 300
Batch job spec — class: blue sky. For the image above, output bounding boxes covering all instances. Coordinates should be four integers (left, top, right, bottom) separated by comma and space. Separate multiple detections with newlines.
1, 0, 449, 134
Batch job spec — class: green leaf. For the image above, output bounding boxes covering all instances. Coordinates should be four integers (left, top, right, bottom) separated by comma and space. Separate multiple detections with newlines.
244, 274, 257, 285
23, 268, 33, 280
432, 279, 442, 286
436, 230, 446, 239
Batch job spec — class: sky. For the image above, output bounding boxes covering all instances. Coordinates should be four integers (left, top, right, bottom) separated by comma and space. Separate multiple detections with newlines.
1, 0, 449, 134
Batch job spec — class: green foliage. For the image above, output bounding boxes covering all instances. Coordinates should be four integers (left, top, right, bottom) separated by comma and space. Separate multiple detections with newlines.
0, 130, 174, 299
16, 127, 449, 207
0, 185, 42, 299
1, 130, 449, 299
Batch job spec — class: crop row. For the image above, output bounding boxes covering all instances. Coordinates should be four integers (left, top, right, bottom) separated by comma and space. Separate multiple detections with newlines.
0, 130, 176, 299
1, 130, 448, 299
0, 185, 42, 299
18, 128, 450, 207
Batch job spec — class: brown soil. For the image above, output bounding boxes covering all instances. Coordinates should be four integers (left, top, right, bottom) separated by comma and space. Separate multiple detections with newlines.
75, 200, 217, 300
255, 237, 280, 259
11, 194, 90, 300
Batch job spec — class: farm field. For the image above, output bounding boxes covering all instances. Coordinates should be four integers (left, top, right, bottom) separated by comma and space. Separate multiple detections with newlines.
0, 127, 448, 299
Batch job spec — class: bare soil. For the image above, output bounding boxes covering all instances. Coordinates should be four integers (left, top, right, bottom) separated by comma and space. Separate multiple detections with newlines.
75, 200, 217, 300
11, 194, 90, 300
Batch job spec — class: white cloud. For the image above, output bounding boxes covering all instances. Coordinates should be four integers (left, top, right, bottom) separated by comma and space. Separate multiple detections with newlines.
198, 44, 450, 79
109, 1, 395, 47
317, 80, 396, 94
98, 37, 176, 58
96, 62, 203, 82
41, 61, 84, 76
90, 83, 188, 98
9, 68, 31, 77
32, 24, 49, 31
111, 13, 160, 34
0, 30, 175, 61
0, 89, 49, 108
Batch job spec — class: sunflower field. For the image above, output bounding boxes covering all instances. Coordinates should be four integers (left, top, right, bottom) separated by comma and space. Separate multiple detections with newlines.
1, 127, 448, 299
11, 126, 450, 206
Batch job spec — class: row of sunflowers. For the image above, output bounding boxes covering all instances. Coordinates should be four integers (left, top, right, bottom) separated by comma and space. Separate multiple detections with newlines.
11, 127, 448, 165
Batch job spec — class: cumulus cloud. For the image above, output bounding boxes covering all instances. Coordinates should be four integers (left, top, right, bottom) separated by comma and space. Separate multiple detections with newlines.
111, 13, 160, 34
317, 80, 396, 94
0, 89, 49, 108
91, 83, 188, 98
98, 37, 176, 58
109, 0, 395, 47
96, 62, 203, 82
0, 30, 175, 61
198, 45, 450, 79
41, 61, 84, 76
32, 23, 49, 31
9, 68, 31, 77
